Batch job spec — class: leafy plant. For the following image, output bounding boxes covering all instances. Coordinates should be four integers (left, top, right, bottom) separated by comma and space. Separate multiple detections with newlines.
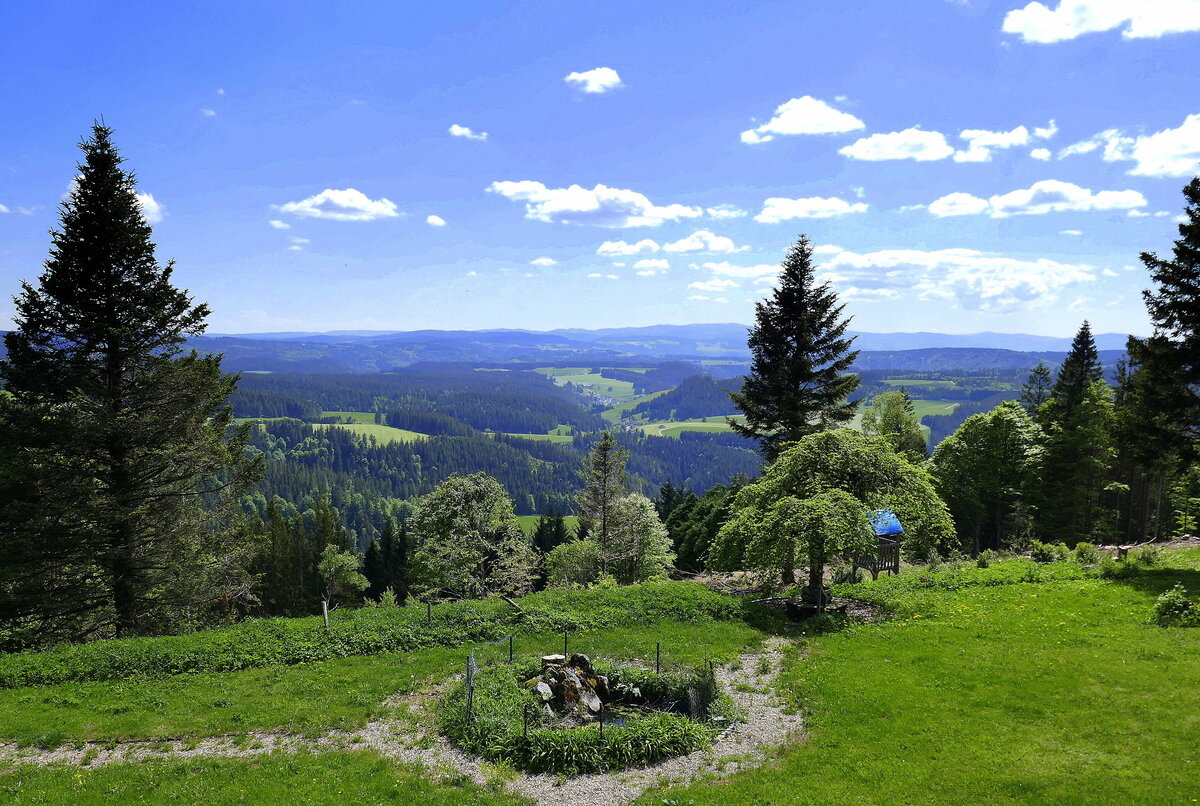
1029, 540, 1070, 564
1073, 542, 1100, 565
976, 549, 996, 568
1153, 584, 1199, 627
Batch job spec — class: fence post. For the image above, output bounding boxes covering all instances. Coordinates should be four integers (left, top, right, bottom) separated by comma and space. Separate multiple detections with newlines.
563, 629, 568, 659
523, 703, 529, 738
599, 702, 603, 741
509, 635, 514, 663
426, 600, 432, 622
655, 641, 661, 674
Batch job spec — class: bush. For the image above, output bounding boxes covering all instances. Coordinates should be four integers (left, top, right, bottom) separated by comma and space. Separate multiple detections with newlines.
1133, 545, 1164, 567
1153, 585, 1200, 627
1073, 542, 1099, 565
976, 549, 996, 569
0, 582, 757, 689
438, 661, 720, 774
1029, 540, 1070, 564
1097, 557, 1137, 580
545, 540, 604, 588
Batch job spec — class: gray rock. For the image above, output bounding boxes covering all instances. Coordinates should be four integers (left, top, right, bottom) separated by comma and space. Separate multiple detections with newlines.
535, 681, 553, 702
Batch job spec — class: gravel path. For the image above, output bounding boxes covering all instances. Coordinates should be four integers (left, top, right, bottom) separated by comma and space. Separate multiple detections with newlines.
0, 637, 805, 805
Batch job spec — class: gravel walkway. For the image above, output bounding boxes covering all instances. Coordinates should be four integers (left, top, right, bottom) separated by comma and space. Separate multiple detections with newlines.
0, 636, 805, 806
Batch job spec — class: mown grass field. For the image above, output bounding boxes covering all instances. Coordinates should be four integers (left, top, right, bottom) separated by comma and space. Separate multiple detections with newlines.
498, 425, 575, 443
645, 548, 1200, 805
534, 368, 638, 400
314, 422, 426, 444
637, 416, 742, 438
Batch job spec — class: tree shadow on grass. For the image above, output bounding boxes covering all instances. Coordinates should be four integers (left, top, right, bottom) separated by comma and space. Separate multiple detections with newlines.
1109, 567, 1200, 599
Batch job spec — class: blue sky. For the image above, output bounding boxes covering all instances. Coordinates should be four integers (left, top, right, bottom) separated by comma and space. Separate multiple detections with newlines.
1, 0, 1198, 336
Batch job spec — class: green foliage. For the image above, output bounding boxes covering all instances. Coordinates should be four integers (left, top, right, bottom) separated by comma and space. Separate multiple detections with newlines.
602, 494, 676, 583
713, 430, 956, 578
576, 431, 631, 548
664, 481, 744, 572
1038, 380, 1118, 545
0, 124, 261, 648
409, 473, 537, 600
975, 548, 996, 568
861, 389, 927, 462
438, 662, 717, 774
729, 235, 861, 460
1073, 541, 1100, 565
1029, 539, 1071, 564
1152, 584, 1199, 627
317, 545, 368, 607
930, 401, 1042, 553
545, 540, 605, 587
0, 581, 751, 688
1097, 556, 1137, 579
1133, 544, 1164, 566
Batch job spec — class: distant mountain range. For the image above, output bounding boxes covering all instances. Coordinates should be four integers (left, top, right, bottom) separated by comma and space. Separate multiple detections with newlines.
0, 325, 1135, 374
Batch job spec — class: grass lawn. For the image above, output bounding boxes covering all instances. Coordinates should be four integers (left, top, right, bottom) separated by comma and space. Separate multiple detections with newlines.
322, 410, 377, 424
0, 751, 528, 806
637, 415, 743, 438
535, 368, 638, 400
498, 425, 575, 443
602, 390, 668, 422
314, 423, 425, 444
0, 621, 766, 746
645, 550, 1200, 805
881, 378, 958, 389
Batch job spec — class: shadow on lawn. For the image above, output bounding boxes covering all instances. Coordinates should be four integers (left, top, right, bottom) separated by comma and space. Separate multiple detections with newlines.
1111, 566, 1200, 598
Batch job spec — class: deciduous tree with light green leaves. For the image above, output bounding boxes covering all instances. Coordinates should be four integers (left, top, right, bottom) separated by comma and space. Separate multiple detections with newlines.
712, 429, 955, 594
408, 473, 536, 600
861, 389, 927, 462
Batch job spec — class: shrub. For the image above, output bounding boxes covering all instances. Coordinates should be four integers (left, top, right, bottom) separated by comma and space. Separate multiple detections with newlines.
438, 661, 720, 774
976, 549, 996, 569
1097, 556, 1136, 580
1133, 545, 1164, 567
1029, 540, 1070, 564
1152, 584, 1199, 627
1073, 542, 1099, 566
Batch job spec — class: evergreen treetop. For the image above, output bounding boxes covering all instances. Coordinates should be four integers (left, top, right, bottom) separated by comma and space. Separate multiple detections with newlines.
728, 235, 861, 460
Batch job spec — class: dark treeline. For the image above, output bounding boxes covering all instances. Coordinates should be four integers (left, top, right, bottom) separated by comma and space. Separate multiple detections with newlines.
383, 408, 477, 436
925, 392, 1022, 447
573, 431, 759, 499
597, 362, 709, 394
231, 369, 606, 433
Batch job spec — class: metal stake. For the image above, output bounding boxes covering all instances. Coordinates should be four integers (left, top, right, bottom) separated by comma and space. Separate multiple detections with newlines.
508, 635, 513, 663
426, 600, 431, 622
563, 629, 568, 658
655, 641, 661, 674
599, 702, 604, 741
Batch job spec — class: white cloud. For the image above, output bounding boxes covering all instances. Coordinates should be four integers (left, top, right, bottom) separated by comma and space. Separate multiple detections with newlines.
1031, 147, 1052, 160
842, 287, 901, 301
954, 126, 1031, 162
741, 96, 865, 144
596, 238, 660, 255
1063, 114, 1200, 177
928, 180, 1146, 217
290, 237, 310, 245
426, 214, 447, 227
466, 270, 479, 277
269, 219, 291, 230
488, 181, 701, 228
1103, 268, 1120, 277
701, 261, 779, 279
839, 127, 954, 161
689, 278, 740, 293
1060, 229, 1083, 235
530, 257, 558, 267
278, 188, 400, 221
449, 124, 488, 141
687, 294, 731, 303
706, 204, 747, 219
755, 196, 868, 223
201, 108, 216, 117
662, 230, 748, 254
564, 67, 623, 94
610, 262, 627, 267
136, 192, 165, 223
1003, 0, 1200, 43
634, 258, 669, 269
587, 272, 620, 279
217, 88, 226, 96
1034, 120, 1059, 139
287, 245, 303, 252
636, 269, 662, 276
818, 244, 1098, 311
0, 204, 8, 214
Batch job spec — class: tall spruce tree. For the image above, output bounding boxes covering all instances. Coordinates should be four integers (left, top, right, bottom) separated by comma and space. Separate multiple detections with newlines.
1141, 176, 1200, 445
729, 235, 860, 460
1050, 321, 1104, 414
0, 124, 260, 645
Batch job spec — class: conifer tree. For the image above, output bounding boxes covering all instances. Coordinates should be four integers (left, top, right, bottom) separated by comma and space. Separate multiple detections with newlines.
0, 124, 260, 645
1050, 321, 1104, 414
576, 432, 630, 549
729, 235, 860, 460
1019, 362, 1053, 416
1141, 176, 1200, 445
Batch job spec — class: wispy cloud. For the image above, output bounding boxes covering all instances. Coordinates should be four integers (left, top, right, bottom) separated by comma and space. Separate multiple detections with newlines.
488, 181, 701, 228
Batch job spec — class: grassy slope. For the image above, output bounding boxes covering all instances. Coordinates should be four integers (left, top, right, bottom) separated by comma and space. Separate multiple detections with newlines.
0, 620, 766, 746
314, 423, 425, 444
0, 752, 529, 806
646, 551, 1200, 806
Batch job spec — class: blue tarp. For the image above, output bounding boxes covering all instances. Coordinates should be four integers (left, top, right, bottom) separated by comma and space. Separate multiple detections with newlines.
869, 509, 904, 537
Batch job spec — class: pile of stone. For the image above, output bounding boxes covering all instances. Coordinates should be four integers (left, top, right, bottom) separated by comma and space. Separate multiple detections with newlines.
525, 652, 610, 718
